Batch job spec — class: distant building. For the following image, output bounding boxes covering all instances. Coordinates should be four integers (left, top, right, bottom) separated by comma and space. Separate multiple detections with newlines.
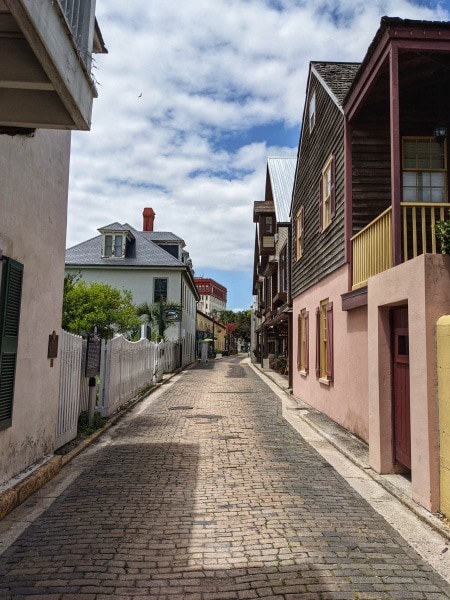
65, 208, 199, 367
194, 277, 227, 315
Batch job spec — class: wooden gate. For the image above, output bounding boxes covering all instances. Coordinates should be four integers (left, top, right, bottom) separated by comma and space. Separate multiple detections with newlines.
56, 330, 83, 449
392, 306, 411, 469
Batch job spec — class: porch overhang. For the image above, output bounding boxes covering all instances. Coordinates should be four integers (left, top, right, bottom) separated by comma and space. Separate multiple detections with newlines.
0, 0, 107, 130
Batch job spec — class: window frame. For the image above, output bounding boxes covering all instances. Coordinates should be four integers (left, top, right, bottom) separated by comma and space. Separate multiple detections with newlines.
297, 308, 309, 374
315, 299, 333, 383
153, 277, 168, 304
295, 207, 304, 260
402, 136, 447, 203
319, 154, 336, 232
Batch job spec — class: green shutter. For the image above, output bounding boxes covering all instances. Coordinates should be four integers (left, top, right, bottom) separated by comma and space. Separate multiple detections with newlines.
0, 258, 23, 431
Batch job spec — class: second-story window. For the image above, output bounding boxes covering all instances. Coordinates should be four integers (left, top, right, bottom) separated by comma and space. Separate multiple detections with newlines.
295, 207, 304, 260
402, 137, 447, 202
319, 154, 336, 231
280, 246, 287, 292
154, 278, 168, 303
265, 216, 273, 234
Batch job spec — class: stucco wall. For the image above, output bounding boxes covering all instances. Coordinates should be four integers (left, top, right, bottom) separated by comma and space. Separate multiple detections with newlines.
0, 129, 71, 486
66, 267, 183, 307
292, 264, 369, 442
368, 253, 450, 511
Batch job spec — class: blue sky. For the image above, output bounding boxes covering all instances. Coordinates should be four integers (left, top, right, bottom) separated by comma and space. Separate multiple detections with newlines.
66, 0, 450, 311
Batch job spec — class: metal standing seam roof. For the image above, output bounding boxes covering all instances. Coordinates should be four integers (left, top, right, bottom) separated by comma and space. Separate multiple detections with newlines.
267, 157, 297, 223
65, 223, 187, 268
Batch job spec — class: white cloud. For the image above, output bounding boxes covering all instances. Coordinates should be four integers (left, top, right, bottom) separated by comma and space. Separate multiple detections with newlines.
67, 0, 450, 309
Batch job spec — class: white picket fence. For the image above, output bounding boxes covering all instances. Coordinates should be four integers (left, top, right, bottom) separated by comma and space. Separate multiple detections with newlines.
56, 330, 84, 449
56, 333, 178, 448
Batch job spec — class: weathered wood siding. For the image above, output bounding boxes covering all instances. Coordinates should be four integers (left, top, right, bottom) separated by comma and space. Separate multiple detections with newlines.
351, 103, 391, 236
291, 74, 345, 299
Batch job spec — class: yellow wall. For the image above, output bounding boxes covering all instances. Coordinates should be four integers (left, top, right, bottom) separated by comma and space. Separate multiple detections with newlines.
437, 315, 450, 517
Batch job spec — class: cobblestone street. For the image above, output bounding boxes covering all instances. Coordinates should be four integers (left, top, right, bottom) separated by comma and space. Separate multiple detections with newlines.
1, 356, 450, 599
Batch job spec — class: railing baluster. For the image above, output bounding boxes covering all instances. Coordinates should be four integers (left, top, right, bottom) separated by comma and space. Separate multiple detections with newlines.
421, 206, 426, 254
431, 207, 437, 253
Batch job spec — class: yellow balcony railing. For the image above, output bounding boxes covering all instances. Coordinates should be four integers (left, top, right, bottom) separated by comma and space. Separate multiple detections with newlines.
400, 202, 449, 259
351, 207, 393, 290
351, 202, 450, 290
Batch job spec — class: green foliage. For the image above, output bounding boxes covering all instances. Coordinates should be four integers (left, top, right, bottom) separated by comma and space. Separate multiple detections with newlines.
435, 218, 450, 254
219, 309, 251, 342
77, 410, 107, 435
62, 276, 141, 339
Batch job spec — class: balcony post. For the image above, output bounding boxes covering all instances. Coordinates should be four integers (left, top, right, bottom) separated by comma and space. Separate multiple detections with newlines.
390, 44, 402, 266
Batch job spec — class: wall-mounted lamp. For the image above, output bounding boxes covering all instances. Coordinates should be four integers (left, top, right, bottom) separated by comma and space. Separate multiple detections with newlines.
434, 124, 448, 145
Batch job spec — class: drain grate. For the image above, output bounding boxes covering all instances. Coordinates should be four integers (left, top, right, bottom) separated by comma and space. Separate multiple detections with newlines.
168, 406, 194, 410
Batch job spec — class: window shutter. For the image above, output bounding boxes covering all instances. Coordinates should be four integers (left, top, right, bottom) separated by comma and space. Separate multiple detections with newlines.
315, 307, 320, 378
305, 310, 309, 374
0, 258, 24, 431
330, 154, 336, 219
326, 302, 334, 381
318, 177, 323, 232
297, 314, 301, 369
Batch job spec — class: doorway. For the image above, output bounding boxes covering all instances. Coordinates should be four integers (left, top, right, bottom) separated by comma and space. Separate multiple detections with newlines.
392, 306, 411, 470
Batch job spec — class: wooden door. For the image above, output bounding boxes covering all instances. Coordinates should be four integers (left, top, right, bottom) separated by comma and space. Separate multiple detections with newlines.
392, 307, 411, 469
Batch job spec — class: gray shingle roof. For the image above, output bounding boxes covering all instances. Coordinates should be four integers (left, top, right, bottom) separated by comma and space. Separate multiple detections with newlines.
311, 62, 360, 106
267, 157, 296, 223
66, 223, 186, 268
97, 222, 132, 233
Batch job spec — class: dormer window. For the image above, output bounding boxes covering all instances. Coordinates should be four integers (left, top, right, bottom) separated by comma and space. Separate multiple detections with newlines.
102, 232, 125, 258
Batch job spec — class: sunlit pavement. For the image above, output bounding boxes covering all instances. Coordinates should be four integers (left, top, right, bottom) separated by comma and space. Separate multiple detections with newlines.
1, 355, 449, 599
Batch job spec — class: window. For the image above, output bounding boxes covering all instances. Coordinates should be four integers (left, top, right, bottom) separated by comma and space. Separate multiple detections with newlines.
297, 309, 309, 373
103, 233, 124, 258
316, 299, 333, 382
104, 234, 113, 257
114, 234, 123, 257
295, 207, 304, 260
0, 257, 24, 431
309, 92, 316, 133
265, 216, 273, 235
319, 155, 336, 231
280, 246, 287, 292
402, 137, 447, 202
154, 278, 168, 303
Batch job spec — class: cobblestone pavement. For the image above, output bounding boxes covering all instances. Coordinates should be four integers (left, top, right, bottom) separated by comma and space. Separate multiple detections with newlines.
1, 357, 450, 599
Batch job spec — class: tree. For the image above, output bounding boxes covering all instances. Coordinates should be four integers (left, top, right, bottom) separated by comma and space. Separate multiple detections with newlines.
62, 275, 141, 339
219, 309, 251, 350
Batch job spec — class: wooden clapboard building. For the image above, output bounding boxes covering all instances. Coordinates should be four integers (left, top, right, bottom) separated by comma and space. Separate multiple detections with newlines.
291, 16, 450, 512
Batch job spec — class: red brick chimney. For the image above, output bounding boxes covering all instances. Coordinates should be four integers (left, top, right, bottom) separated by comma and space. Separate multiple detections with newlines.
143, 207, 155, 232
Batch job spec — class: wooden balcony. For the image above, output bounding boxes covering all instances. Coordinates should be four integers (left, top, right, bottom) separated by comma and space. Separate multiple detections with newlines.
351, 202, 448, 290
0, 0, 106, 130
